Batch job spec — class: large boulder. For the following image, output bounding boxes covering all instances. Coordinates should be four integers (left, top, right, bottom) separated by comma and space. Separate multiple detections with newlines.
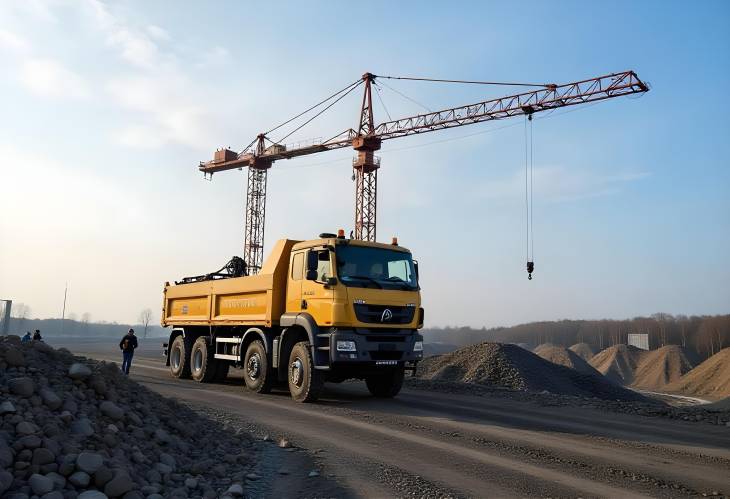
99, 401, 124, 421
76, 452, 104, 474
29, 473, 54, 495
4, 348, 25, 367
9, 377, 35, 397
39, 388, 62, 410
68, 363, 92, 380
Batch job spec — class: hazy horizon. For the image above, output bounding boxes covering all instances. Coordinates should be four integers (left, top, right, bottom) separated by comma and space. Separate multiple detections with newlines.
1, 1, 729, 327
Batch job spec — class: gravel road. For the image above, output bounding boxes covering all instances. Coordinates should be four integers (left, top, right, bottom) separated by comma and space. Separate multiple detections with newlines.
52, 338, 730, 498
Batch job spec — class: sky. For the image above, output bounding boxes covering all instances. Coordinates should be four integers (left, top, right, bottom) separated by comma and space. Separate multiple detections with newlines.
0, 0, 728, 328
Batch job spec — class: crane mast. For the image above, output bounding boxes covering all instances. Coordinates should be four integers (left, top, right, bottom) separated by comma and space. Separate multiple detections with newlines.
201, 71, 648, 274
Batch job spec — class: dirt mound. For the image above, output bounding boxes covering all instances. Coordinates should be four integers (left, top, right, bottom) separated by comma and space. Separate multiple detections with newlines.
665, 348, 730, 401
569, 343, 595, 361
589, 344, 645, 385
533, 344, 602, 377
631, 345, 696, 390
0, 335, 260, 497
416, 342, 646, 401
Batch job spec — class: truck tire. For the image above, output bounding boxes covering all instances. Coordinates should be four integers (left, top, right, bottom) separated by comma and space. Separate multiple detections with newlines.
365, 367, 405, 398
288, 341, 324, 403
243, 340, 272, 393
169, 335, 192, 379
190, 337, 217, 383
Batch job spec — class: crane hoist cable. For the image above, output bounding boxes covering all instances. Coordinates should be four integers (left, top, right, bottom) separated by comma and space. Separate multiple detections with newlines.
525, 113, 535, 280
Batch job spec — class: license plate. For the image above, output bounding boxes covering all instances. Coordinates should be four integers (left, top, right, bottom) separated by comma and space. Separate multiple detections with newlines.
375, 360, 398, 366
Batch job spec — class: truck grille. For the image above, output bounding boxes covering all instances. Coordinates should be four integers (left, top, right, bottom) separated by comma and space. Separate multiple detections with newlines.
353, 304, 415, 324
370, 351, 404, 361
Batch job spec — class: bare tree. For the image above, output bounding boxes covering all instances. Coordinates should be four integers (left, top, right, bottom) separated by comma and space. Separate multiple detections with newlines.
138, 309, 153, 339
11, 303, 31, 332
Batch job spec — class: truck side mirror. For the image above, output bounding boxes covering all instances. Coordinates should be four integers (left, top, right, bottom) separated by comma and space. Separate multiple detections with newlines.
305, 269, 318, 281
413, 260, 419, 281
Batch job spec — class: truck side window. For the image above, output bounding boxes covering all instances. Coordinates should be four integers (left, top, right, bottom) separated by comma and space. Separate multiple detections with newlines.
291, 253, 303, 281
317, 251, 331, 281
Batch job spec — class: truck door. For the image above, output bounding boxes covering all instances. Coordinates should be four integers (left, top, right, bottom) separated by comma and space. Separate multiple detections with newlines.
301, 248, 335, 325
286, 251, 304, 312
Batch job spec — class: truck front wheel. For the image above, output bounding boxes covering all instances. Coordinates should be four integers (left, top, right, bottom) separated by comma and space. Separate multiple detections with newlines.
169, 335, 192, 379
366, 367, 405, 398
288, 341, 324, 403
190, 337, 217, 383
243, 340, 272, 393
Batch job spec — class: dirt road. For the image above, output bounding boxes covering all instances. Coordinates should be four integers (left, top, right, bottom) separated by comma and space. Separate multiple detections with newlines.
53, 338, 730, 498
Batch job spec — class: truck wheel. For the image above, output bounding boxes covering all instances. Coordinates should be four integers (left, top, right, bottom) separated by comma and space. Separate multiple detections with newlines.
169, 335, 192, 379
288, 341, 324, 403
190, 337, 217, 383
214, 361, 230, 382
366, 367, 405, 398
243, 340, 272, 393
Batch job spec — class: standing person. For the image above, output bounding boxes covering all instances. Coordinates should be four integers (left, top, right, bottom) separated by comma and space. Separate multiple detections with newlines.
32, 329, 42, 342
119, 328, 138, 375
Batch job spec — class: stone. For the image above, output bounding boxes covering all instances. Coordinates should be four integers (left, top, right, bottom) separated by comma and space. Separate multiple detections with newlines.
121, 492, 143, 499
146, 495, 164, 499
94, 466, 113, 488
70, 419, 94, 437
29, 473, 54, 495
226, 483, 244, 496
104, 473, 134, 497
46, 471, 66, 489
9, 378, 35, 397
39, 388, 62, 410
5, 348, 25, 367
154, 462, 172, 474
76, 452, 103, 474
32, 447, 56, 465
78, 492, 109, 499
69, 471, 91, 488
145, 469, 161, 484
16, 421, 38, 435
18, 435, 42, 449
245, 473, 260, 480
159, 453, 175, 469
184, 478, 198, 489
0, 446, 13, 467
99, 401, 124, 421
107, 424, 119, 434
41, 492, 64, 499
0, 401, 16, 414
308, 470, 320, 477
68, 363, 92, 380
0, 469, 13, 494
152, 429, 171, 444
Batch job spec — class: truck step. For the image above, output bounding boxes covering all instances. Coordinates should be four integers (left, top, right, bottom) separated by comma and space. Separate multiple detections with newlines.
316, 346, 330, 351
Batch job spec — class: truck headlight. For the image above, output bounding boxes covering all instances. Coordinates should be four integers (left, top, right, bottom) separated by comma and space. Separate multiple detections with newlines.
414, 341, 423, 352
336, 340, 357, 352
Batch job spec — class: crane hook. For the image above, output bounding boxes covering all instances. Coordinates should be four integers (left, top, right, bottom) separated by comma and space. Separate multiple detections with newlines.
526, 261, 534, 280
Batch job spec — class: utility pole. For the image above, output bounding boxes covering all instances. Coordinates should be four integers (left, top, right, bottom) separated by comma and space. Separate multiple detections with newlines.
60, 282, 68, 336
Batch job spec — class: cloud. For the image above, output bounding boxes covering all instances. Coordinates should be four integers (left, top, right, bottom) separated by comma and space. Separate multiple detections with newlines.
478, 165, 650, 202
19, 59, 90, 99
146, 24, 170, 41
0, 29, 30, 53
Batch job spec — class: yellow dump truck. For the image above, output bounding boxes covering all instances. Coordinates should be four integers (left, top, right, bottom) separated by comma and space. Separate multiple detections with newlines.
162, 232, 424, 402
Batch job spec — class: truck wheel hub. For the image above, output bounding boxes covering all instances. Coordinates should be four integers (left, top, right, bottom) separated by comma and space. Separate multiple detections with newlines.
247, 353, 261, 380
290, 358, 304, 387
172, 348, 181, 369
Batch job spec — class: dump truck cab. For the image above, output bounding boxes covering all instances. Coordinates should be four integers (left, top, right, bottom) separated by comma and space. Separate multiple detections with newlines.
162, 232, 424, 402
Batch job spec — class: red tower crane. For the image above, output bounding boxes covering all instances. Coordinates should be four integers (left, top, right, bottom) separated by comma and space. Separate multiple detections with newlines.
200, 71, 648, 275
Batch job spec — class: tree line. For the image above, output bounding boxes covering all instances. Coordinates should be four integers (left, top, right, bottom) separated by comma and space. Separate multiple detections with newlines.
422, 314, 730, 360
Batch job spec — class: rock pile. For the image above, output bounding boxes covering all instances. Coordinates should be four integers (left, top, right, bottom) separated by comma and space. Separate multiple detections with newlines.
533, 344, 601, 377
665, 347, 730, 401
0, 335, 259, 498
568, 343, 595, 361
416, 342, 647, 401
588, 344, 644, 385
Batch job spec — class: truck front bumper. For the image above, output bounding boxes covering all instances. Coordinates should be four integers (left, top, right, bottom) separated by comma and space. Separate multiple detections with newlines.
327, 328, 423, 366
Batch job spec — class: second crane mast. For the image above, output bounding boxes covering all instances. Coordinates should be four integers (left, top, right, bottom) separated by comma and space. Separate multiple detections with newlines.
201, 71, 648, 275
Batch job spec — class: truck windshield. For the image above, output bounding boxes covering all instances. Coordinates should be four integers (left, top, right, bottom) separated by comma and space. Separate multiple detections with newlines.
335, 245, 418, 290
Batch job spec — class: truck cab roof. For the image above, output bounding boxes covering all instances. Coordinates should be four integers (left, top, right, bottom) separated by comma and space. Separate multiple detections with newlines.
291, 237, 412, 254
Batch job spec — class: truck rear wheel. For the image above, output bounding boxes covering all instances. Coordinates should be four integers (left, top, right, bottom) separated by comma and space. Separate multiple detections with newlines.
366, 367, 405, 398
190, 337, 217, 383
243, 340, 272, 393
288, 341, 324, 403
169, 335, 192, 379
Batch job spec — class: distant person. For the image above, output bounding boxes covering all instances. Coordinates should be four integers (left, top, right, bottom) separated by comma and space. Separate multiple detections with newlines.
21, 332, 31, 343
32, 329, 42, 342
119, 328, 138, 375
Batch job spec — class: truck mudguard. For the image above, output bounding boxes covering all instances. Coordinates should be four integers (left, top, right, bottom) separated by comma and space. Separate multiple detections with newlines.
279, 313, 318, 345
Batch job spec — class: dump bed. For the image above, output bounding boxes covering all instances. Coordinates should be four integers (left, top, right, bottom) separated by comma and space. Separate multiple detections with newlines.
162, 239, 296, 327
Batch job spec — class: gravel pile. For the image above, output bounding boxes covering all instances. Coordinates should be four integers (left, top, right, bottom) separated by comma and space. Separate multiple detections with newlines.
588, 344, 644, 385
665, 347, 730, 401
568, 343, 595, 361
0, 335, 262, 499
631, 345, 696, 391
533, 344, 601, 377
416, 342, 647, 402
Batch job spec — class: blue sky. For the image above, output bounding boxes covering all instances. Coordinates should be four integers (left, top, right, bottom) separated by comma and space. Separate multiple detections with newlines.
0, 0, 728, 326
